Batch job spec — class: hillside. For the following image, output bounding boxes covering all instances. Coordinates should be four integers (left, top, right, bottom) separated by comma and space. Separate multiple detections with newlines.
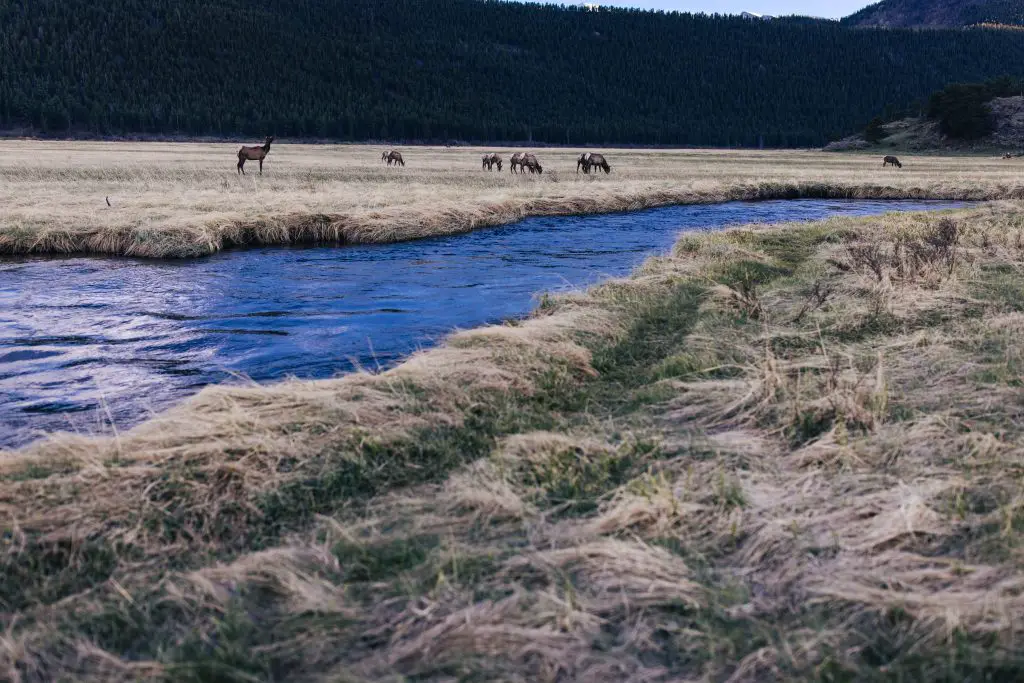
825, 70, 1024, 153
844, 0, 1024, 28
826, 96, 1024, 151
5, 0, 1024, 146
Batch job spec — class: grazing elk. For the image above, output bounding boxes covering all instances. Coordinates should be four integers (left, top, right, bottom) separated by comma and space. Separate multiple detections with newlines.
386, 150, 405, 166
237, 136, 274, 175
482, 153, 503, 171
577, 153, 591, 174
510, 152, 525, 174
882, 155, 902, 169
587, 153, 610, 174
521, 153, 543, 174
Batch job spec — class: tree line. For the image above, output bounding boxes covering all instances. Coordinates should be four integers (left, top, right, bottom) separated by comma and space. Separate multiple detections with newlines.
927, 77, 1024, 139
4, 0, 1024, 147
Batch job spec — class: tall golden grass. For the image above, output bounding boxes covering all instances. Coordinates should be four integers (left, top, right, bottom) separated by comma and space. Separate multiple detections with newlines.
5, 200, 1024, 679
1, 140, 1023, 257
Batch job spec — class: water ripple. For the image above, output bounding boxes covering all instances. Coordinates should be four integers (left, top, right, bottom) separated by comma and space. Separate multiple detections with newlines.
0, 199, 968, 447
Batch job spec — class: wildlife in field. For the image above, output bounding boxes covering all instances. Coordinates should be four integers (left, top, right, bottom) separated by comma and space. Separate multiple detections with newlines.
482, 153, 503, 171
587, 153, 611, 174
882, 155, 902, 169
521, 153, 543, 174
237, 136, 274, 175
509, 152, 525, 174
385, 150, 405, 166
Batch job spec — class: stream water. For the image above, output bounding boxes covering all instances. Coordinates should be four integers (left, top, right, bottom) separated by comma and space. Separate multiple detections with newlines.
0, 199, 967, 447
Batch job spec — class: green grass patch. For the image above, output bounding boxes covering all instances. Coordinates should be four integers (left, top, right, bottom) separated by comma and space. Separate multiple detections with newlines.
0, 537, 121, 612
973, 264, 1024, 311
332, 535, 441, 583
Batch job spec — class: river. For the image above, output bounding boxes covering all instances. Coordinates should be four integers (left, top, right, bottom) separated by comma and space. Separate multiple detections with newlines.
0, 199, 967, 448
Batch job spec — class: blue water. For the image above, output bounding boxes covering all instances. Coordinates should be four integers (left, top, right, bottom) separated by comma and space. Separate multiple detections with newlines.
0, 199, 967, 447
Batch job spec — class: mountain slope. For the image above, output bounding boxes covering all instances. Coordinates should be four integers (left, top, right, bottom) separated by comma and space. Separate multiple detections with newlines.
844, 0, 1024, 28
826, 96, 1024, 152
4, 0, 1024, 146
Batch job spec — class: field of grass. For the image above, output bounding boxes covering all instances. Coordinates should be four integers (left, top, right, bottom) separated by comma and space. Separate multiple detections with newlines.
2, 140, 1024, 257
5, 198, 1024, 680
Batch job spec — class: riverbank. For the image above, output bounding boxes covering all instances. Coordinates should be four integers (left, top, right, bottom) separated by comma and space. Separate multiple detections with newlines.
4, 199, 965, 448
4, 202, 1024, 679
1, 141, 1023, 258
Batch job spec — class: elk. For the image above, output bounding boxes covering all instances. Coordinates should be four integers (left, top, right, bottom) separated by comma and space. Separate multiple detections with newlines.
521, 153, 543, 174
576, 153, 591, 174
509, 152, 525, 174
482, 153, 503, 171
237, 136, 274, 175
882, 155, 902, 169
587, 152, 610, 174
386, 150, 405, 166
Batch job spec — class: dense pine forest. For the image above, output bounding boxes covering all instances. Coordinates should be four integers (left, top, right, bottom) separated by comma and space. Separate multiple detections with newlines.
5, 0, 1024, 146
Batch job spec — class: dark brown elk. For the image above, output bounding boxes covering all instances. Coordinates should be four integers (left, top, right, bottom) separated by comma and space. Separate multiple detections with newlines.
386, 150, 405, 167
882, 155, 902, 169
509, 152, 525, 174
577, 153, 591, 174
482, 153, 503, 171
587, 153, 610, 174
522, 153, 543, 174
237, 136, 273, 175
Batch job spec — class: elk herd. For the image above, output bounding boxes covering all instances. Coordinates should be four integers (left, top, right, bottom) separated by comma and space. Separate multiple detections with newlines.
234, 138, 613, 176
383, 149, 613, 175
237, 138, 914, 177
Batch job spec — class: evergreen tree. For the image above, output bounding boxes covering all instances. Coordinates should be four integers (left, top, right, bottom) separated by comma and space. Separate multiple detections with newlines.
0, 0, 1023, 146
864, 117, 887, 143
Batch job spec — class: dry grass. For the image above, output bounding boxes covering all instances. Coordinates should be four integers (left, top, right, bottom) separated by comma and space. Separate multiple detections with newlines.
5, 200, 1024, 680
1, 141, 1024, 257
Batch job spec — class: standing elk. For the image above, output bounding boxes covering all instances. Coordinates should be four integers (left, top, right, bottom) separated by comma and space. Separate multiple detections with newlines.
577, 153, 591, 174
521, 153, 543, 174
482, 153, 503, 171
882, 155, 902, 169
237, 136, 274, 175
510, 152, 525, 174
587, 153, 610, 174
386, 150, 405, 166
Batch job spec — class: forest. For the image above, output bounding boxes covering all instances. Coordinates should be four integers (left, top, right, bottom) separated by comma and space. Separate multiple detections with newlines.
926, 77, 1024, 139
4, 0, 1024, 146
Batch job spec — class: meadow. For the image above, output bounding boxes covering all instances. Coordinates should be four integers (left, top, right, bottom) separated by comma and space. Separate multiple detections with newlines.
1, 140, 1023, 257
4, 193, 1024, 679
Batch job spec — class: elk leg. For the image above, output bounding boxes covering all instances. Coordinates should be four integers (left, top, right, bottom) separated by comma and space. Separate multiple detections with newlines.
259, 159, 263, 175
238, 159, 245, 175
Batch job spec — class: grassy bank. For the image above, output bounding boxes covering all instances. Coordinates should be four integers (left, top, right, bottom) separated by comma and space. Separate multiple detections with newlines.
4, 201, 1024, 680
2, 141, 1024, 257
